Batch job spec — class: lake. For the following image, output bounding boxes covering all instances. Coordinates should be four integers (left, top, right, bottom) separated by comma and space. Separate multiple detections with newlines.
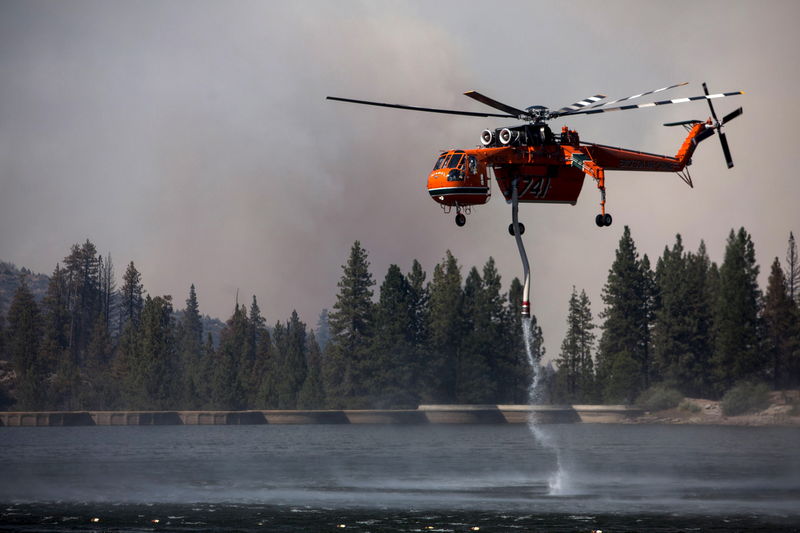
1, 424, 799, 531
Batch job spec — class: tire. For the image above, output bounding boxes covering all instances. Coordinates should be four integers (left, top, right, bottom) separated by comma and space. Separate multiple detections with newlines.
603, 213, 613, 226
596, 214, 604, 227
455, 213, 466, 227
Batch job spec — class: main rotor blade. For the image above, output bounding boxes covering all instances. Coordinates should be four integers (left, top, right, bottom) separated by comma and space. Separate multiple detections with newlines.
702, 82, 721, 123
463, 91, 529, 118
555, 94, 607, 114
722, 106, 743, 125
719, 130, 734, 169
585, 82, 688, 109
554, 91, 744, 117
326, 96, 515, 118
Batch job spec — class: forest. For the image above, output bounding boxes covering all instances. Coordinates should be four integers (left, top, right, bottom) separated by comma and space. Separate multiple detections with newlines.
1, 227, 799, 411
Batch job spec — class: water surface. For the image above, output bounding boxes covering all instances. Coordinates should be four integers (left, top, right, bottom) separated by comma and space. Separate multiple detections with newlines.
1, 424, 798, 531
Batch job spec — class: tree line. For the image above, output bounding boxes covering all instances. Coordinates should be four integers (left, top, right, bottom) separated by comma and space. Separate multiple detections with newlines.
1, 227, 798, 411
551, 228, 800, 404
0, 240, 542, 410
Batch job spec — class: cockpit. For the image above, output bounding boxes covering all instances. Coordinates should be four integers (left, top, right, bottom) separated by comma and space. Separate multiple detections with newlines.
433, 151, 477, 182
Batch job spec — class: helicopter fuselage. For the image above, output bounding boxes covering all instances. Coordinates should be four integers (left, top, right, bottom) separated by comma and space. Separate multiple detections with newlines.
426, 122, 704, 212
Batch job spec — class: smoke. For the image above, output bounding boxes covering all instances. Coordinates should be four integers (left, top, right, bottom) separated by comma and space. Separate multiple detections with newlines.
1, 1, 798, 358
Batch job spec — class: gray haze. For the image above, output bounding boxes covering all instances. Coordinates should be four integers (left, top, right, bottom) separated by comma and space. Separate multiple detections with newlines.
1, 0, 798, 359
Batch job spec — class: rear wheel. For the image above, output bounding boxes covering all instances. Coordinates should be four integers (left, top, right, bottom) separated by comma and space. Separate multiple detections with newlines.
595, 214, 604, 227
603, 213, 613, 226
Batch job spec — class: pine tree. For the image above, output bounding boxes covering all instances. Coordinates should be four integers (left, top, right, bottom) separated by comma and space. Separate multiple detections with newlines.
406, 259, 430, 402
315, 308, 331, 352
244, 295, 272, 408
654, 238, 716, 397
763, 258, 800, 388
456, 266, 495, 404
177, 285, 205, 408
273, 311, 309, 409
81, 314, 114, 409
260, 320, 284, 408
99, 253, 116, 333
323, 241, 375, 408
211, 304, 247, 409
62, 240, 102, 358
684, 242, 716, 396
368, 264, 418, 407
6, 279, 45, 410
478, 258, 510, 402
0, 313, 5, 365
556, 287, 596, 403
596, 226, 654, 403
423, 250, 462, 403
0, 313, 11, 409
298, 331, 326, 408
711, 228, 763, 394
786, 232, 799, 304
127, 295, 178, 409
39, 264, 71, 408
119, 261, 144, 331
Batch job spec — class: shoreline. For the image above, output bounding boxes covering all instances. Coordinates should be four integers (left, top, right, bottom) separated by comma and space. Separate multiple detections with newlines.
1, 403, 797, 427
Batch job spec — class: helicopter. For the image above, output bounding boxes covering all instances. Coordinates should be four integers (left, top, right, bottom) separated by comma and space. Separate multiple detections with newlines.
327, 82, 743, 232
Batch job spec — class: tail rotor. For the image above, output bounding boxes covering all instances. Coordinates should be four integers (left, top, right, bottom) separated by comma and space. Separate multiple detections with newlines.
703, 82, 742, 168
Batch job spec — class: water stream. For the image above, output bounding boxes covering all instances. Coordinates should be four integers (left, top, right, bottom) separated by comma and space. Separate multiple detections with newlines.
521, 318, 571, 496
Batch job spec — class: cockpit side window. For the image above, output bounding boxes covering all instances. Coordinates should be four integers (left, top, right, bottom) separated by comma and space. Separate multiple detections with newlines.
433, 154, 448, 171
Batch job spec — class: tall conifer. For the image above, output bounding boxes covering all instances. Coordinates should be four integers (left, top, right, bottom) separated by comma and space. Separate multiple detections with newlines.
323, 241, 375, 407
424, 250, 463, 403
763, 258, 800, 388
177, 284, 205, 408
786, 232, 800, 304
456, 266, 495, 403
711, 228, 763, 393
6, 280, 45, 410
596, 226, 654, 403
556, 287, 596, 403
369, 264, 418, 407
298, 331, 326, 408
131, 295, 178, 409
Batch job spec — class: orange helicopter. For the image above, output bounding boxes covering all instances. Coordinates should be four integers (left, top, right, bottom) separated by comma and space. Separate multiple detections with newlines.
328, 82, 743, 232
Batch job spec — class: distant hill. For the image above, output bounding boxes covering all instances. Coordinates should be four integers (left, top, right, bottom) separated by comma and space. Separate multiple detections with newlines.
0, 262, 50, 318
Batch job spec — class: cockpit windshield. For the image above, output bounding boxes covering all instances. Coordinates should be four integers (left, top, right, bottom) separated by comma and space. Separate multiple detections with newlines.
433, 152, 467, 171
446, 153, 465, 169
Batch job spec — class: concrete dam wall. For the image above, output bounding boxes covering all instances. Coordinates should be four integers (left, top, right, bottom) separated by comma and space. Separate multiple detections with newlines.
0, 405, 643, 427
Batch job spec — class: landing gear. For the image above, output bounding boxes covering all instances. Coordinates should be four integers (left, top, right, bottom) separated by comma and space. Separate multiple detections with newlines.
455, 213, 466, 227
595, 213, 613, 227
508, 222, 525, 236
594, 169, 612, 227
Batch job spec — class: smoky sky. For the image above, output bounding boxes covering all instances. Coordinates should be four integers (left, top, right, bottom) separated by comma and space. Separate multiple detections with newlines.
1, 0, 798, 359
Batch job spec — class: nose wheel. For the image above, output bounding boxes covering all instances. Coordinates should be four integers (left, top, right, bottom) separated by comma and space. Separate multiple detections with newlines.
455, 213, 466, 227
595, 213, 613, 227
